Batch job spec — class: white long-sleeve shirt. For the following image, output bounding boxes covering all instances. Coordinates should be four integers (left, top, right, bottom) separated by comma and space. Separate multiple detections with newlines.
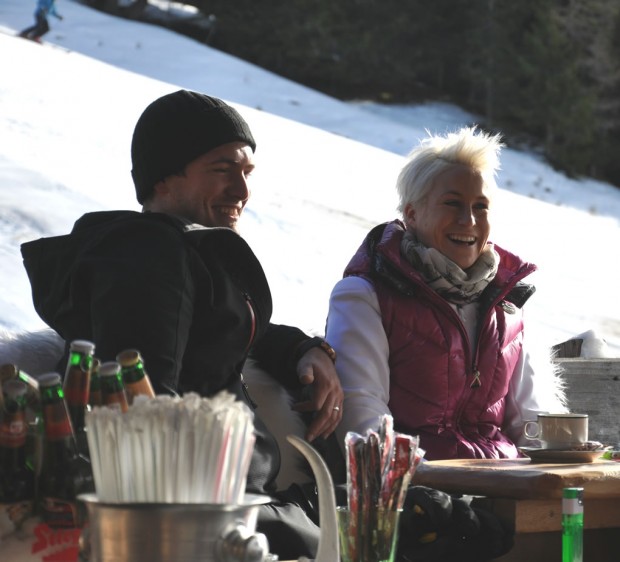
326, 275, 566, 453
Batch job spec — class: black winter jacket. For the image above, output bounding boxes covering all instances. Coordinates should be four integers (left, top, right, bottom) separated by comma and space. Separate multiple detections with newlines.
21, 210, 319, 558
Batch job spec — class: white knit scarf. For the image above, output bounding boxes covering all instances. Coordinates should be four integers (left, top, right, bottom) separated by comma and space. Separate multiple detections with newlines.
400, 230, 499, 305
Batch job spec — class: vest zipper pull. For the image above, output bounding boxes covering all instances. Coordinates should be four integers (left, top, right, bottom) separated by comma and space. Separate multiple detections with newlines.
470, 368, 482, 388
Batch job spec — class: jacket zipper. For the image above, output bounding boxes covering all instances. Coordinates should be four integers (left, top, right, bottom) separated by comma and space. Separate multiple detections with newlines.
243, 292, 257, 354
240, 292, 258, 408
453, 290, 510, 434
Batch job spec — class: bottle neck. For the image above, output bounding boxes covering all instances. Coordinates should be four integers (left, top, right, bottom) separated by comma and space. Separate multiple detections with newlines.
89, 373, 102, 407
122, 364, 146, 384
64, 352, 92, 413
101, 375, 129, 413
122, 364, 155, 404
42, 398, 76, 442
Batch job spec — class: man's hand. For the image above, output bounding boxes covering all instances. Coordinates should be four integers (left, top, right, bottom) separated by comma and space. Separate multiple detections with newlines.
293, 346, 344, 442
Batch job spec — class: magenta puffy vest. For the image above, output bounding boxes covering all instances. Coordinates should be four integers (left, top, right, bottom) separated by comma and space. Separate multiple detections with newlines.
344, 221, 537, 460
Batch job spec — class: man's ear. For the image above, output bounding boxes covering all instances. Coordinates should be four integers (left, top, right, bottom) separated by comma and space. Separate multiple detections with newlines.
152, 178, 169, 197
142, 179, 169, 212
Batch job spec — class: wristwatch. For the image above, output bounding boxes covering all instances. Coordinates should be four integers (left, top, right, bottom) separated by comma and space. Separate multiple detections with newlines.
296, 336, 337, 364
317, 339, 337, 363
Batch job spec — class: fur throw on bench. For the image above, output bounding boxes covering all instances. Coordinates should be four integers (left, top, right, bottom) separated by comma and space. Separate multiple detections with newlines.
0, 327, 313, 490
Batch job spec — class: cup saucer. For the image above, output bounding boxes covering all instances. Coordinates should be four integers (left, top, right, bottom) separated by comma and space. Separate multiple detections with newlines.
519, 446, 609, 464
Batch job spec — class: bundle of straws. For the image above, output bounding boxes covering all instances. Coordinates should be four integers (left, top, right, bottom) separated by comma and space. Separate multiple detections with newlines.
85, 391, 255, 504
344, 415, 423, 561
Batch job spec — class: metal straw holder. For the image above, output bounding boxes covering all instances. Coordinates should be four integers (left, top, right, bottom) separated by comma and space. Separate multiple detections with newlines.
79, 493, 271, 562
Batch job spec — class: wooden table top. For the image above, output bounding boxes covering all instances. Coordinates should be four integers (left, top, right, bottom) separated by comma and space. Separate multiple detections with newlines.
412, 457, 620, 500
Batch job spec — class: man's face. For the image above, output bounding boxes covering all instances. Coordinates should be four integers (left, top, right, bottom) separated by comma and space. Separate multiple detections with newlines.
404, 164, 492, 270
151, 142, 255, 232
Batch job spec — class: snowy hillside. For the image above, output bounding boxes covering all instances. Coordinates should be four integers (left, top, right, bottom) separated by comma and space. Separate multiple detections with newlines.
1, 0, 619, 354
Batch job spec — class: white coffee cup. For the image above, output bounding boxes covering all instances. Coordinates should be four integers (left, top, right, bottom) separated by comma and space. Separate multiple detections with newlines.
523, 413, 588, 450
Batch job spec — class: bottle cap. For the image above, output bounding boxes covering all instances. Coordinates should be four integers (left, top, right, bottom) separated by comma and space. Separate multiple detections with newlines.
116, 349, 141, 367
2, 378, 28, 398
99, 361, 122, 377
0, 363, 18, 381
563, 487, 584, 499
38, 372, 63, 387
70, 339, 96, 354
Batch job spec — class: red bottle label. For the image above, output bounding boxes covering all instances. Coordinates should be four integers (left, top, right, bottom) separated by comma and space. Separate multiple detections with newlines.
0, 419, 27, 447
32, 520, 82, 560
39, 496, 81, 528
43, 403, 74, 440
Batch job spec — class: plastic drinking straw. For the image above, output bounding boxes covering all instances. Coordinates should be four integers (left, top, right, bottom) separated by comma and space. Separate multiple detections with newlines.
101, 413, 119, 501
85, 409, 103, 499
192, 413, 210, 502
227, 403, 253, 503
204, 414, 223, 502
235, 433, 256, 504
174, 397, 190, 502
223, 405, 240, 502
117, 414, 135, 501
215, 407, 230, 503
131, 411, 148, 501
231, 412, 255, 503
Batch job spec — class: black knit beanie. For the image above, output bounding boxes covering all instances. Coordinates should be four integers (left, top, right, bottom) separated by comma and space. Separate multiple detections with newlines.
131, 90, 256, 204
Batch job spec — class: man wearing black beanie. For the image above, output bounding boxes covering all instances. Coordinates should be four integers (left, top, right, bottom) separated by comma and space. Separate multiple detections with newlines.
21, 89, 344, 559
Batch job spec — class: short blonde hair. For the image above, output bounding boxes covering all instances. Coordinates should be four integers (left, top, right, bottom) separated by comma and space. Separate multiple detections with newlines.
396, 126, 503, 216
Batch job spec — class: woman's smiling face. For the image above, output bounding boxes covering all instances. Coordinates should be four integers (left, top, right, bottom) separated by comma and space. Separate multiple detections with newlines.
404, 164, 492, 270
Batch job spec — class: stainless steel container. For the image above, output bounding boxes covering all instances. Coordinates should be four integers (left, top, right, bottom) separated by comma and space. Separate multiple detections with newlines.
78, 493, 271, 562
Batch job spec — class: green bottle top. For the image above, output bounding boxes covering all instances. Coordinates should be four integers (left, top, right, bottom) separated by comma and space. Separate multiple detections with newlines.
116, 349, 155, 403
563, 487, 584, 500
39, 373, 65, 402
562, 487, 584, 514
99, 361, 129, 413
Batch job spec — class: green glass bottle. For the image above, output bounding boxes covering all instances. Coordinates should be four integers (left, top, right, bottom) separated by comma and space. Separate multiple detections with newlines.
116, 349, 155, 405
38, 372, 94, 528
0, 364, 42, 474
62, 340, 95, 457
0, 379, 35, 532
562, 487, 584, 562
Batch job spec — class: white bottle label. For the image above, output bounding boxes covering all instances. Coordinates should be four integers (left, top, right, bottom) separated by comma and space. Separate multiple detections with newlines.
562, 497, 583, 515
